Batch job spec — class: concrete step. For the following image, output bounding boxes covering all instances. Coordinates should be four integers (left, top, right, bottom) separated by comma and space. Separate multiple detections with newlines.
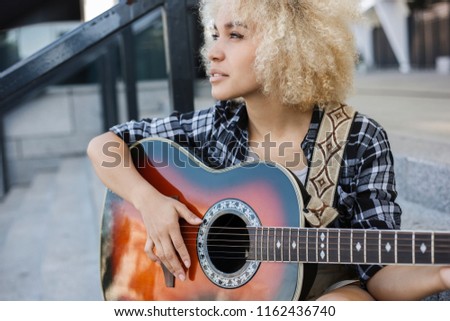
398, 196, 450, 231
394, 152, 450, 214
0, 157, 105, 300
0, 186, 29, 247
0, 172, 57, 300
40, 157, 103, 300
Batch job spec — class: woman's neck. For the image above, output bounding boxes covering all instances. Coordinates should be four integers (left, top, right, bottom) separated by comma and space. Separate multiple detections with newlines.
244, 95, 313, 172
245, 95, 313, 142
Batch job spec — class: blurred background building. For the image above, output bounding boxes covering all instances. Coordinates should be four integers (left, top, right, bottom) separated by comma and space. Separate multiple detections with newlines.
1, 0, 449, 75
0, 0, 449, 192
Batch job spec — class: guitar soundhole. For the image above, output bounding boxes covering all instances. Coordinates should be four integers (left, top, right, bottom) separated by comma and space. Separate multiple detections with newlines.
197, 198, 260, 288
207, 214, 249, 274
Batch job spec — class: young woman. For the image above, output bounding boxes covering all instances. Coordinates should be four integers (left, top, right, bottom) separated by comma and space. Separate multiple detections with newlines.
87, 0, 450, 300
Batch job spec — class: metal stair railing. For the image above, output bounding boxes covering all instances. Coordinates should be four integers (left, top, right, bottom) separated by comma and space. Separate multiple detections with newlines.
0, 0, 198, 199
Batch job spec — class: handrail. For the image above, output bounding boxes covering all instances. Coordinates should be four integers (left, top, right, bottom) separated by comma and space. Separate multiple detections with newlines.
0, 0, 197, 198
0, 0, 165, 111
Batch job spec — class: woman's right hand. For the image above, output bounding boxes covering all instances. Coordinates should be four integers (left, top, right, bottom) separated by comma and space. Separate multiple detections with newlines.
136, 192, 203, 282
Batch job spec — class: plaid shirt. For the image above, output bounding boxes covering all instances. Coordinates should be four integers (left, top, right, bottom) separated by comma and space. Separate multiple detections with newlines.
111, 100, 402, 284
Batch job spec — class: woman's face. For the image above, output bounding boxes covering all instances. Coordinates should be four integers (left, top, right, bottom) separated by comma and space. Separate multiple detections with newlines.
206, 5, 261, 102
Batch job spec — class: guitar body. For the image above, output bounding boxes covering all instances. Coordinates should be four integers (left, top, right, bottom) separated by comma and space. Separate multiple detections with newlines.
100, 137, 307, 301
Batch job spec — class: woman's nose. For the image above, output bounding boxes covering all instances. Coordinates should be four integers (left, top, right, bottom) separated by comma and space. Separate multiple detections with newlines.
207, 41, 225, 62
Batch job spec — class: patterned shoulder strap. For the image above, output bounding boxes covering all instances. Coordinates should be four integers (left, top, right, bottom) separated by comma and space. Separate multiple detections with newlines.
304, 104, 356, 227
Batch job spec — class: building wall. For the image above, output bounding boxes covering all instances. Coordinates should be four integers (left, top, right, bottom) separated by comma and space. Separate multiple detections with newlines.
374, 1, 450, 69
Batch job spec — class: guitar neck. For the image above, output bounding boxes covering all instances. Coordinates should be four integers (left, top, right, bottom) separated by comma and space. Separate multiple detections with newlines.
247, 227, 450, 265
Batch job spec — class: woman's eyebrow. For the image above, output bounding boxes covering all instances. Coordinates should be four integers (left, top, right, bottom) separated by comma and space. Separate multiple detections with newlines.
213, 21, 248, 30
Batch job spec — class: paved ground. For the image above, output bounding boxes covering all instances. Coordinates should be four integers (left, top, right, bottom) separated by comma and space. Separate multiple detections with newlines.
0, 70, 449, 301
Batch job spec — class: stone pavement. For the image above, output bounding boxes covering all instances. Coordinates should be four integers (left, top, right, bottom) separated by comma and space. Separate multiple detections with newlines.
0, 70, 449, 301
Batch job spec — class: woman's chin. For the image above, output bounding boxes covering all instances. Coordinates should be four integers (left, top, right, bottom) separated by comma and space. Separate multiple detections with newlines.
211, 92, 235, 102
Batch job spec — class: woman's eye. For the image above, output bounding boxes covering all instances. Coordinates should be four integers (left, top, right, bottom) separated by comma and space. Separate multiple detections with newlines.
230, 32, 244, 39
210, 31, 243, 41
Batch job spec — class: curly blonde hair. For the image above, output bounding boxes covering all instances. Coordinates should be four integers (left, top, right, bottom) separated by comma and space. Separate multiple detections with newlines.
199, 0, 361, 110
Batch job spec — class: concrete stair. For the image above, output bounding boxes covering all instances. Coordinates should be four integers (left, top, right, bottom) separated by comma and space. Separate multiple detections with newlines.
0, 157, 104, 300
0, 154, 449, 300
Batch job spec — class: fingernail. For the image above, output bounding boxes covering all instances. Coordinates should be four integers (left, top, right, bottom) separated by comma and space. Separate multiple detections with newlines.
178, 273, 186, 282
184, 260, 190, 268
194, 217, 202, 223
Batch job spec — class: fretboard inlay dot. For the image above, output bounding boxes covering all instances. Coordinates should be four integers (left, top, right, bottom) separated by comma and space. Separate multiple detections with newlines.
420, 243, 427, 254
385, 242, 392, 252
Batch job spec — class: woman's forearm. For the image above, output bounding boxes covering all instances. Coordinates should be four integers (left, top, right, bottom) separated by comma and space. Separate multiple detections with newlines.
367, 265, 450, 300
86, 131, 159, 210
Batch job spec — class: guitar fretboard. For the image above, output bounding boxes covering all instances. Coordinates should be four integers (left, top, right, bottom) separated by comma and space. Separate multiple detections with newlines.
248, 227, 450, 265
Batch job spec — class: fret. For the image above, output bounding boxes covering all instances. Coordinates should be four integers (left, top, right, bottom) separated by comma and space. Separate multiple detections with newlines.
285, 228, 290, 262
435, 232, 450, 264
273, 228, 278, 261
259, 227, 264, 261
350, 230, 353, 263
395, 232, 398, 263
414, 232, 432, 264
378, 230, 381, 264
366, 230, 380, 264
282, 228, 292, 262
380, 231, 396, 264
352, 230, 365, 263
299, 229, 307, 262
339, 229, 351, 263
397, 232, 413, 264
274, 228, 282, 262
263, 227, 269, 261
328, 229, 339, 263
308, 229, 317, 262
267, 227, 274, 261
338, 229, 341, 263
432, 232, 435, 264
260, 227, 266, 261
287, 228, 298, 262
251, 227, 258, 261
364, 230, 367, 263
296, 228, 300, 262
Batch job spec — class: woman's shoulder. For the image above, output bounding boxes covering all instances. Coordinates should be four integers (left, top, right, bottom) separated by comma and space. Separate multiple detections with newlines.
342, 109, 393, 161
350, 111, 390, 144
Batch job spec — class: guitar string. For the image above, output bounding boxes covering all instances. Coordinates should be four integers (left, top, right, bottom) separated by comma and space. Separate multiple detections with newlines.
182, 247, 450, 262
181, 225, 450, 236
174, 241, 450, 256
177, 228, 450, 251
181, 243, 450, 254
175, 241, 450, 257
180, 227, 450, 240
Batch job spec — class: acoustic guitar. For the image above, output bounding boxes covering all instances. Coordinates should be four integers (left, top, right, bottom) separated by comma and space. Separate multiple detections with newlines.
100, 137, 450, 301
